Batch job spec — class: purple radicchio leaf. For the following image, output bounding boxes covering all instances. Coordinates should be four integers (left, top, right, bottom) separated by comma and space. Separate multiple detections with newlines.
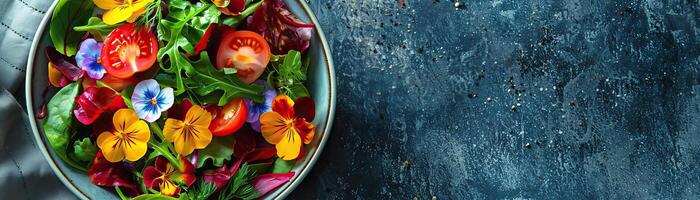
246, 0, 314, 54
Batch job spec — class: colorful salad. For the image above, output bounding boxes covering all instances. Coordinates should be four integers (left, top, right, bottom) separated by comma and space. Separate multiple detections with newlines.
41, 0, 317, 199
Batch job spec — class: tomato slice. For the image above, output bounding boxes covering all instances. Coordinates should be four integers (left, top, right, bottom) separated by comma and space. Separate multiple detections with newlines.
101, 24, 158, 79
209, 98, 248, 136
216, 30, 271, 84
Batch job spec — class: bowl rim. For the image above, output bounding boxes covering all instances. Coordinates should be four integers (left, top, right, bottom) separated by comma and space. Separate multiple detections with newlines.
24, 0, 336, 199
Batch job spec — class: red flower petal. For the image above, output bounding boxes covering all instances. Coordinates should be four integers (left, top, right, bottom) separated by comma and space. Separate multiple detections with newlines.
167, 99, 193, 120
246, 0, 314, 54
74, 87, 126, 125
293, 96, 315, 122
251, 172, 295, 197
88, 151, 141, 197
176, 156, 196, 187
142, 166, 161, 189
271, 95, 295, 119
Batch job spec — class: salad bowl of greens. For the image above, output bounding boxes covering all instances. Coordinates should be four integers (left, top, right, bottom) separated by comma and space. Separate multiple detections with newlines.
25, 0, 335, 199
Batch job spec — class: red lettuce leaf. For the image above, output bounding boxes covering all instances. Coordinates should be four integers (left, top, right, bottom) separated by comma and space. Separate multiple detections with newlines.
88, 151, 141, 197
45, 47, 84, 81
73, 86, 126, 125
251, 172, 294, 197
232, 126, 258, 158
246, 0, 314, 54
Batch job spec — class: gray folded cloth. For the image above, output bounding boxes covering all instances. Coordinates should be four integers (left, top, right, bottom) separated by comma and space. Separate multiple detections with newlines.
0, 0, 76, 199
0, 89, 74, 199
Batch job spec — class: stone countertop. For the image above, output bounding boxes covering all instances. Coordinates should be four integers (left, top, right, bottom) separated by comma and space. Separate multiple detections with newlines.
290, 0, 700, 199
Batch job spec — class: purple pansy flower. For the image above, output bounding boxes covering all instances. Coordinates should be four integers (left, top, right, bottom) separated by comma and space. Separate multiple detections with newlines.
76, 39, 106, 79
132, 79, 174, 122
244, 81, 276, 132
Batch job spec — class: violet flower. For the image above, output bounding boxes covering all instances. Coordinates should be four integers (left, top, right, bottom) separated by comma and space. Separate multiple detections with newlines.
76, 39, 106, 79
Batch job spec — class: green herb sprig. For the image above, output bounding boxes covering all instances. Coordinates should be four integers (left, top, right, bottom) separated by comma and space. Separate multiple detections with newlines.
218, 163, 260, 200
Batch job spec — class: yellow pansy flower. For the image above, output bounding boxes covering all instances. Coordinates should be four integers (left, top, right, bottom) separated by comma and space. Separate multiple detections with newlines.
96, 109, 151, 162
163, 105, 213, 156
93, 0, 153, 25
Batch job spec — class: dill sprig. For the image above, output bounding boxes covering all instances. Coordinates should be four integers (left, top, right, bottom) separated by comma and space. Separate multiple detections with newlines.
217, 163, 260, 200
183, 181, 217, 200
136, 0, 164, 29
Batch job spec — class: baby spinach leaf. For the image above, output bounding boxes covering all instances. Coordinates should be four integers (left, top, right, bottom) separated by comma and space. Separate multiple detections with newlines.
49, 0, 94, 56
73, 17, 119, 41
43, 82, 86, 171
73, 138, 98, 162
196, 134, 235, 168
271, 158, 295, 173
189, 52, 264, 105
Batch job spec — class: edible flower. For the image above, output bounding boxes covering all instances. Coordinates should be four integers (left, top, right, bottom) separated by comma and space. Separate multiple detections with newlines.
96, 109, 151, 162
76, 39, 106, 79
132, 79, 175, 122
259, 95, 316, 160
88, 151, 141, 197
142, 156, 195, 197
163, 105, 213, 156
244, 81, 276, 132
93, 0, 153, 25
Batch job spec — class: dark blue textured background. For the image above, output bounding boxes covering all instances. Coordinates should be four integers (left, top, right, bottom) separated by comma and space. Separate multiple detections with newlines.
290, 0, 700, 199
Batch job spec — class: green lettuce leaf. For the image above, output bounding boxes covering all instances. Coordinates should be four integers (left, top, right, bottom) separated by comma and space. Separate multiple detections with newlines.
43, 82, 86, 171
196, 134, 235, 168
73, 138, 98, 162
49, 0, 94, 56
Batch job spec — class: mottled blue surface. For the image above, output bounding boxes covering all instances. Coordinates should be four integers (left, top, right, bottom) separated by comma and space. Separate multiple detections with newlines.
291, 0, 700, 199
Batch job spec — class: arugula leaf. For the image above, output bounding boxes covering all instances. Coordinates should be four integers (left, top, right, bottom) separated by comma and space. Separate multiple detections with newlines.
49, 0, 94, 56
157, 3, 211, 95
73, 138, 98, 162
218, 163, 260, 200
189, 52, 264, 104
42, 82, 86, 171
196, 134, 235, 168
73, 17, 119, 41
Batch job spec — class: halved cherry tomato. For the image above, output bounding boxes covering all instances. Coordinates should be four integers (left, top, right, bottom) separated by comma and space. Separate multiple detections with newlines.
209, 98, 248, 136
101, 24, 158, 79
216, 30, 271, 84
